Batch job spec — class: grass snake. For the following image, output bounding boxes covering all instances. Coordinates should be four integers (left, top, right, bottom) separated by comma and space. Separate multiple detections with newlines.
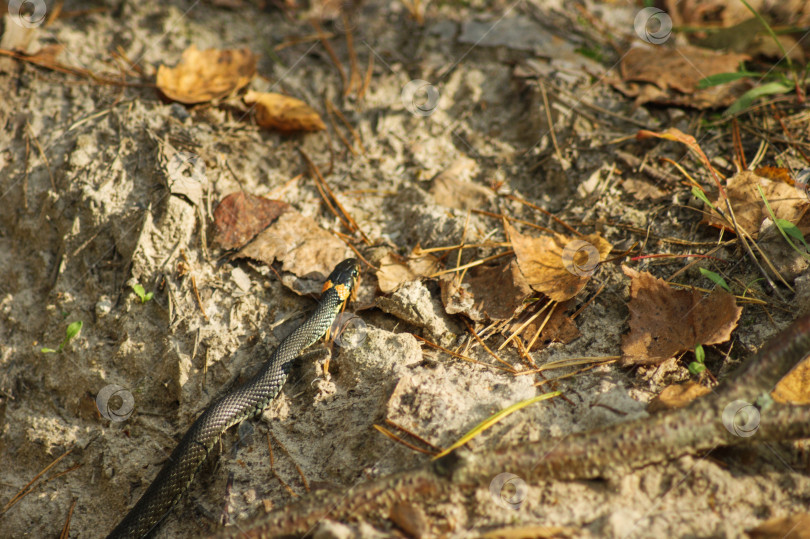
107, 258, 360, 538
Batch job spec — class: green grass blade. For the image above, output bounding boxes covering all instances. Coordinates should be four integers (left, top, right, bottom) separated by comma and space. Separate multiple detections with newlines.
698, 268, 731, 292
739, 0, 792, 70
433, 391, 561, 459
724, 81, 792, 116
756, 185, 810, 261
698, 71, 761, 89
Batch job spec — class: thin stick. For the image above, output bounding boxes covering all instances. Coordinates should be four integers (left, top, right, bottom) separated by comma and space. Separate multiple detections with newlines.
299, 148, 371, 244
0, 48, 151, 87
514, 337, 538, 369
373, 425, 437, 455
539, 81, 564, 167
415, 242, 510, 254
310, 19, 347, 96
428, 251, 513, 278
344, 13, 361, 97
331, 230, 378, 271
23, 129, 30, 210
270, 431, 310, 493
525, 301, 557, 352
498, 301, 552, 351
265, 433, 299, 498
505, 194, 581, 237
571, 283, 605, 320
358, 51, 374, 101
328, 101, 365, 154
535, 362, 609, 386
275, 32, 335, 51
325, 101, 356, 156
59, 497, 77, 539
2, 445, 75, 514
181, 250, 209, 322
463, 319, 517, 373
414, 335, 514, 372
516, 356, 620, 375
385, 419, 441, 451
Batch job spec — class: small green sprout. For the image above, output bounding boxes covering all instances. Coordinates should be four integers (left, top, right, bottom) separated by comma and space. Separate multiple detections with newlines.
41, 320, 83, 353
698, 268, 731, 292
691, 186, 715, 210
131, 283, 154, 303
688, 344, 706, 375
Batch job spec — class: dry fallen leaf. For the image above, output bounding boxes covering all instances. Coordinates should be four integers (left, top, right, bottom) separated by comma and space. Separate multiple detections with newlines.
748, 513, 810, 539
213, 192, 290, 250
156, 45, 257, 104
647, 381, 711, 412
480, 525, 578, 539
236, 209, 350, 295
506, 221, 612, 302
772, 356, 810, 405
614, 44, 749, 109
621, 178, 666, 200
376, 250, 441, 293
704, 170, 808, 238
429, 158, 491, 211
621, 266, 742, 366
515, 300, 580, 349
440, 260, 533, 322
244, 90, 326, 132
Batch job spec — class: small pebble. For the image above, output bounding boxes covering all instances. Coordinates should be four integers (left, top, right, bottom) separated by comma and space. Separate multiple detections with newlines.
96, 296, 112, 318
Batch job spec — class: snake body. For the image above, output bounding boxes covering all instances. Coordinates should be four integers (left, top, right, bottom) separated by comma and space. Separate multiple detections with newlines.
107, 259, 360, 538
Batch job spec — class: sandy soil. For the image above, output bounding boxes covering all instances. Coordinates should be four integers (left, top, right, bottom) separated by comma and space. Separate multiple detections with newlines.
0, 1, 809, 538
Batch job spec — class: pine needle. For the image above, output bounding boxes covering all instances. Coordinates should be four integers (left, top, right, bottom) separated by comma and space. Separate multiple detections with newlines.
432, 391, 561, 459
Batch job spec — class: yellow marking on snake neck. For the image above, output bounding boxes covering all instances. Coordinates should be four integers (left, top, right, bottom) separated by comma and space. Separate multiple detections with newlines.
333, 283, 351, 301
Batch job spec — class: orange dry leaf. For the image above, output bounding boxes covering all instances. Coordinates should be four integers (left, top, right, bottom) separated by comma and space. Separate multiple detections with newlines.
213, 192, 290, 250
647, 381, 711, 412
636, 127, 723, 189
156, 45, 257, 104
506, 221, 612, 302
244, 90, 326, 132
748, 513, 810, 539
621, 266, 742, 366
772, 356, 810, 405
754, 165, 793, 185
703, 170, 808, 238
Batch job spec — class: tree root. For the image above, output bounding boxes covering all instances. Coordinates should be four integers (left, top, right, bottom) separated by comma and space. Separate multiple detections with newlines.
219, 315, 810, 538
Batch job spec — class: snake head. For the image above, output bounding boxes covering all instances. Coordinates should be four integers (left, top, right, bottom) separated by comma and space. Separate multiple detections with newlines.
322, 258, 360, 300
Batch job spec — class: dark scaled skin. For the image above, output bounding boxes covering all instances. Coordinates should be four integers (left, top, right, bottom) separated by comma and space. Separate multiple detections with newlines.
107, 259, 359, 538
